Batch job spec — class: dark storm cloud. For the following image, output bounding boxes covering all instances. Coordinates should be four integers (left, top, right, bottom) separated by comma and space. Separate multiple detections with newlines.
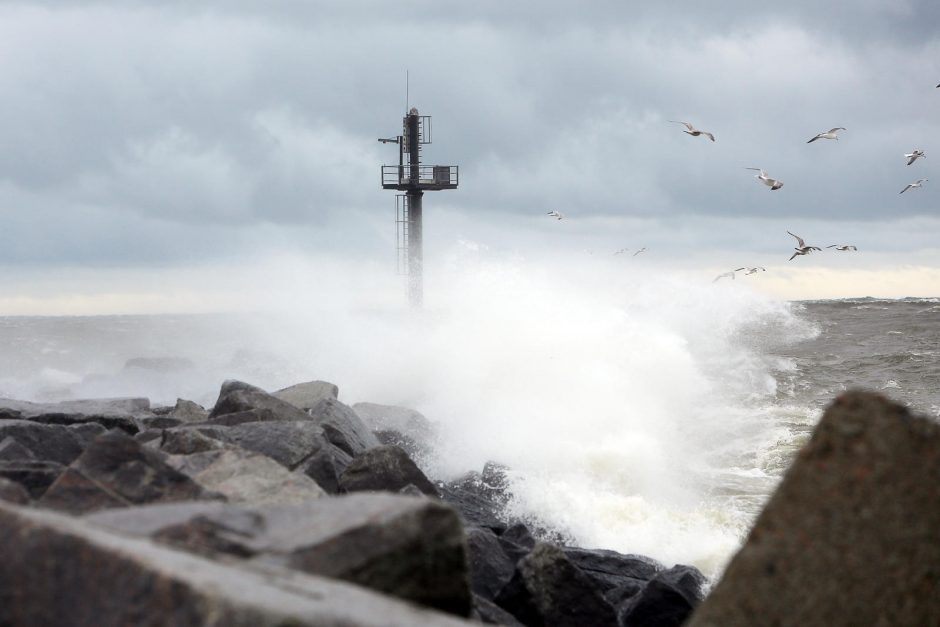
0, 1, 937, 267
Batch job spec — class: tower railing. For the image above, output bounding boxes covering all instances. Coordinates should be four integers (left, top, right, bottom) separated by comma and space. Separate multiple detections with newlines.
382, 165, 458, 189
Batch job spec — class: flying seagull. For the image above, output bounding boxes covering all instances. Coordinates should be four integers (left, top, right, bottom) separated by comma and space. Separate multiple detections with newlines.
807, 127, 846, 143
746, 168, 784, 190
632, 247, 647, 257
713, 270, 738, 282
669, 121, 715, 142
613, 248, 629, 255
787, 231, 821, 261
826, 245, 857, 251
904, 149, 926, 165
738, 266, 767, 275
547, 210, 564, 220
900, 179, 927, 194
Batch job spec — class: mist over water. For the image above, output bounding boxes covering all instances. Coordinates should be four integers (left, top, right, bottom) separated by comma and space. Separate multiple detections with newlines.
0, 250, 823, 576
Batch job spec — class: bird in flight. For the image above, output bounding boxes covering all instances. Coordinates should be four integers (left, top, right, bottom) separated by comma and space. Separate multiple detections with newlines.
787, 231, 821, 260
827, 245, 857, 251
633, 247, 647, 257
738, 266, 766, 275
807, 127, 846, 143
904, 149, 926, 165
713, 270, 738, 282
746, 168, 784, 190
613, 248, 629, 255
900, 179, 928, 194
547, 210, 564, 220
669, 121, 715, 142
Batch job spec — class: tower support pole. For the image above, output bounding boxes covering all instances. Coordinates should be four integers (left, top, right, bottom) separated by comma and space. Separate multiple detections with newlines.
407, 190, 423, 308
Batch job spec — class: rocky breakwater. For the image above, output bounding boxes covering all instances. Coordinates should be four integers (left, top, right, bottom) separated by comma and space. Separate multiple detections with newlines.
0, 379, 706, 626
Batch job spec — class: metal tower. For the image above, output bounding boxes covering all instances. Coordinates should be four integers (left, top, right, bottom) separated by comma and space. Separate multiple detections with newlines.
379, 107, 458, 307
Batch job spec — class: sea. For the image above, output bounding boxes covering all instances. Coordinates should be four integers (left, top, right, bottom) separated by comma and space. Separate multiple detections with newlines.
0, 264, 936, 580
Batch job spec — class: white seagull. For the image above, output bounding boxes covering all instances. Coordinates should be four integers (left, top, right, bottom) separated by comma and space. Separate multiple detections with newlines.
547, 210, 564, 220
738, 266, 767, 275
900, 179, 927, 194
746, 168, 784, 190
826, 245, 857, 251
669, 121, 716, 142
807, 127, 846, 143
713, 270, 738, 282
787, 231, 821, 261
904, 149, 926, 165
632, 247, 647, 257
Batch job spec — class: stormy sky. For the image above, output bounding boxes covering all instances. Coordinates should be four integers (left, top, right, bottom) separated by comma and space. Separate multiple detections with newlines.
1, 1, 939, 311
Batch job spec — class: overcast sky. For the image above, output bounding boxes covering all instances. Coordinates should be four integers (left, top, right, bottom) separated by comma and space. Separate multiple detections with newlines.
1, 1, 939, 312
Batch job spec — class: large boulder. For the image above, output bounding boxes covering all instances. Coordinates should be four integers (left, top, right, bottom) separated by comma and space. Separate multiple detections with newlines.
273, 380, 339, 410
297, 444, 353, 494
438, 464, 511, 531
0, 436, 37, 462
307, 397, 381, 457
208, 380, 310, 422
0, 397, 149, 434
0, 460, 65, 499
0, 420, 85, 465
562, 547, 663, 593
166, 447, 326, 505
465, 526, 516, 601
494, 542, 617, 626
618, 565, 706, 627
224, 421, 330, 470
688, 391, 940, 627
39, 431, 221, 514
353, 402, 435, 443
0, 501, 475, 626
339, 445, 440, 496
167, 399, 209, 423
0, 477, 29, 504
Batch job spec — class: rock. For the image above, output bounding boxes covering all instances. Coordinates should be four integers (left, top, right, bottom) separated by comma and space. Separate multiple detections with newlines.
339, 445, 440, 496
86, 493, 473, 617
687, 391, 940, 627
0, 420, 85, 464
208, 379, 310, 422
297, 444, 352, 494
66, 422, 108, 448
0, 461, 65, 499
353, 402, 434, 442
307, 397, 381, 457
604, 580, 645, 609
619, 565, 706, 627
136, 415, 183, 430
0, 397, 150, 434
159, 429, 226, 455
39, 431, 221, 514
0, 436, 37, 462
166, 447, 326, 505
134, 429, 164, 445
0, 477, 30, 504
0, 501, 476, 626
439, 468, 509, 530
498, 523, 536, 564
225, 421, 329, 470
205, 408, 280, 426
465, 526, 516, 600
252, 493, 472, 616
473, 594, 526, 626
562, 547, 663, 593
168, 398, 208, 423
494, 542, 617, 627
124, 356, 195, 372
273, 380, 339, 409
374, 429, 426, 461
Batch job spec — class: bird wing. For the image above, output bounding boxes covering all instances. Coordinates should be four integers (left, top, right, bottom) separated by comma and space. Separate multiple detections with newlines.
807, 135, 820, 143
829, 128, 846, 133
907, 155, 917, 165
787, 231, 806, 248
669, 121, 693, 131
788, 251, 799, 261
900, 184, 912, 194
703, 132, 715, 142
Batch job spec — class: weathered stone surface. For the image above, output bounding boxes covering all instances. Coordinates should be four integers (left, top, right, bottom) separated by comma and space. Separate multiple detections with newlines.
465, 526, 515, 600
0, 460, 65, 499
225, 421, 329, 470
473, 594, 526, 626
0, 436, 36, 461
205, 408, 280, 426
308, 397, 381, 457
620, 565, 706, 627
0, 476, 30, 504
498, 523, 536, 564
0, 501, 476, 626
439, 467, 510, 530
39, 431, 220, 514
273, 380, 339, 410
563, 547, 663, 593
209, 380, 310, 422
66, 422, 108, 448
374, 429, 426, 461
0, 420, 84, 465
168, 398, 209, 423
353, 402, 434, 442
251, 493, 472, 616
136, 415, 183, 430
167, 447, 326, 505
339, 445, 440, 496
0, 397, 150, 434
494, 542, 617, 627
159, 428, 226, 455
298, 444, 352, 494
688, 391, 940, 627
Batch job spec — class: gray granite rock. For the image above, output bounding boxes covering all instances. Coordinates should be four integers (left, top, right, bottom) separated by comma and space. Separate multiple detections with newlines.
168, 399, 209, 423
0, 420, 85, 465
273, 380, 339, 410
339, 445, 440, 496
208, 380, 310, 422
688, 391, 940, 627
0, 477, 30, 505
308, 397, 381, 457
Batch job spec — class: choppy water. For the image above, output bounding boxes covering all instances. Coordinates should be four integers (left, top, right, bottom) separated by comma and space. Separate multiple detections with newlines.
0, 269, 935, 579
